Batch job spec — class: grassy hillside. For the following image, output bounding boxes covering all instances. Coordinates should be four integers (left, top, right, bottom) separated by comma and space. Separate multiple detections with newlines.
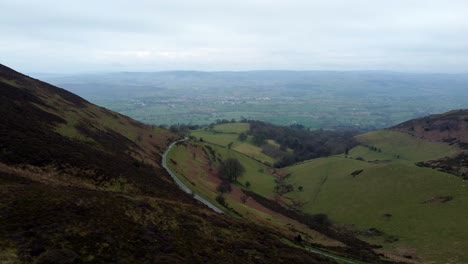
167, 138, 401, 263
168, 141, 276, 199
284, 130, 467, 263
355, 130, 458, 161
0, 64, 331, 263
191, 123, 277, 165
170, 111, 468, 263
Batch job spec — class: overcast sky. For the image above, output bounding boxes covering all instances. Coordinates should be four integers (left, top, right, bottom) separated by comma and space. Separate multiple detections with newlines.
1, 0, 468, 73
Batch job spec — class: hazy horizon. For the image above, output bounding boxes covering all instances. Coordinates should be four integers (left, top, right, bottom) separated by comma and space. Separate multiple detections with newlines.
27, 69, 468, 75
2, 0, 468, 74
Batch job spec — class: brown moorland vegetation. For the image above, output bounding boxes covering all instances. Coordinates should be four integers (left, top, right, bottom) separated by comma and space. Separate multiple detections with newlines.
0, 64, 335, 263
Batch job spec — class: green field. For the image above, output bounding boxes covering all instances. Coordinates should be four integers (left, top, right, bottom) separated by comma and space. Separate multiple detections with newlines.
168, 140, 276, 198
171, 126, 468, 262
355, 130, 458, 161
166, 139, 348, 248
284, 130, 467, 262
210, 122, 250, 133
191, 123, 277, 165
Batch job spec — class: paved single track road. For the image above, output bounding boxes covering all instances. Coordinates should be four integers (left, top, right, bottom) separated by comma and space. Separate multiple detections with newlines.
162, 138, 224, 214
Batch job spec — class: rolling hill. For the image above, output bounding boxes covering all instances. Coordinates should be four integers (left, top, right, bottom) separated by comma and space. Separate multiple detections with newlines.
0, 64, 334, 263
168, 113, 468, 263
282, 118, 468, 263
394, 110, 468, 178
168, 123, 399, 263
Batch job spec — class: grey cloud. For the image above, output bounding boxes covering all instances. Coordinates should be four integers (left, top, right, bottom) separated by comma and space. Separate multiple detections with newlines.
1, 0, 468, 73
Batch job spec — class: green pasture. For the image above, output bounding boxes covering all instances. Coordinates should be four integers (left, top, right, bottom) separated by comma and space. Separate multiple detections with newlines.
191, 123, 277, 165
284, 130, 467, 262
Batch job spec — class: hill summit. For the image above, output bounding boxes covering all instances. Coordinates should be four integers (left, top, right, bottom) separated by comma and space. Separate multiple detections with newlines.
394, 109, 468, 148
393, 109, 468, 178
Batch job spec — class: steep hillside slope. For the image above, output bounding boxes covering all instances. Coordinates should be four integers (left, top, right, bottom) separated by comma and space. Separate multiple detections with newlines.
394, 110, 468, 178
0, 64, 330, 263
393, 109, 468, 147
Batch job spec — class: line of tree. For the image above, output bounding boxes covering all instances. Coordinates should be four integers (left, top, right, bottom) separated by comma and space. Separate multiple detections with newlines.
246, 120, 359, 167
159, 119, 241, 136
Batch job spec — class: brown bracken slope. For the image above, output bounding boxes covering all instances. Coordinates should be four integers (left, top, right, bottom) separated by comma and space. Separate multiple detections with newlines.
393, 109, 468, 179
393, 109, 468, 147
0, 64, 334, 263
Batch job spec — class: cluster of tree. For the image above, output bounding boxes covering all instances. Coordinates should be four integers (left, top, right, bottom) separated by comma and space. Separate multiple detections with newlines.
274, 183, 294, 194
245, 120, 359, 167
238, 132, 247, 141
219, 158, 245, 182
214, 118, 238, 125
274, 176, 295, 195
216, 158, 246, 194
216, 180, 232, 193
158, 123, 202, 136
216, 194, 228, 207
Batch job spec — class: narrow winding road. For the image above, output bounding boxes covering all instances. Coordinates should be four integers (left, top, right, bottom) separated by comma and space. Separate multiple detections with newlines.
162, 138, 224, 214
162, 139, 362, 264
